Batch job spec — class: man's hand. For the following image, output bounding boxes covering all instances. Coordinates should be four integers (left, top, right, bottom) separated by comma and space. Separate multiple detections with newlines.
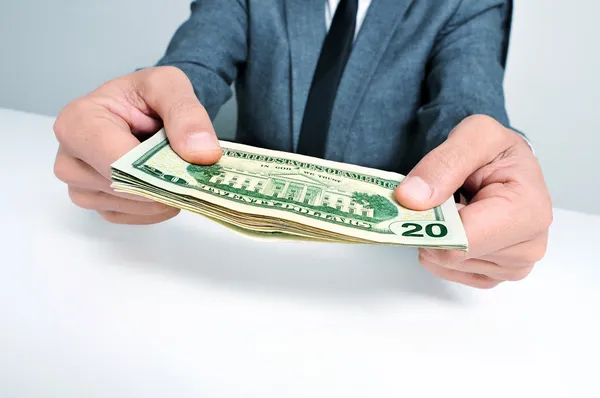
395, 115, 553, 289
53, 66, 221, 224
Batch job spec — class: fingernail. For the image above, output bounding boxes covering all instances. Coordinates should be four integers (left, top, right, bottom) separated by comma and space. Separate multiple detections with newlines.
401, 176, 433, 203
186, 132, 220, 153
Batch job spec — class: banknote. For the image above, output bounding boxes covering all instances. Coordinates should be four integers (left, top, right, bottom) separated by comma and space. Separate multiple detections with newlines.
111, 130, 468, 250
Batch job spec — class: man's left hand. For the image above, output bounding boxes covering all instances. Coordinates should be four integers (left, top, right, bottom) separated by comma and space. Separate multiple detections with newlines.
394, 115, 553, 289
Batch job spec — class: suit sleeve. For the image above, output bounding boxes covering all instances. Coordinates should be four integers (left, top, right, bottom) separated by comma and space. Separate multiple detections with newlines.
154, 0, 248, 120
415, 0, 521, 155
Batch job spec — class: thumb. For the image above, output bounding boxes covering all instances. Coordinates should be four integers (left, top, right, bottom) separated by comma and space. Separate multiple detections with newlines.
136, 66, 222, 165
394, 116, 514, 210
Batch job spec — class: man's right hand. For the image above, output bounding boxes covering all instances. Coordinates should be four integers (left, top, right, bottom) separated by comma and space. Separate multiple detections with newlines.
53, 66, 222, 225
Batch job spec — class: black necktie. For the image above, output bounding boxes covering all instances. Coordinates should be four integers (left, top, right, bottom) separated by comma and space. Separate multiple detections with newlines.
296, 0, 359, 158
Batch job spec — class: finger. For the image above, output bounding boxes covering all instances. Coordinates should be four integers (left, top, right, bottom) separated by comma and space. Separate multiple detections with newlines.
135, 66, 222, 165
481, 233, 549, 268
68, 187, 175, 216
420, 250, 533, 282
54, 147, 154, 202
53, 66, 219, 182
419, 258, 502, 289
99, 209, 180, 225
421, 184, 548, 264
54, 98, 144, 179
395, 115, 520, 210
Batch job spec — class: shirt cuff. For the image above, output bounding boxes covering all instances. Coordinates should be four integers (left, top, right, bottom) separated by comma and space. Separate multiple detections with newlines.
520, 135, 535, 156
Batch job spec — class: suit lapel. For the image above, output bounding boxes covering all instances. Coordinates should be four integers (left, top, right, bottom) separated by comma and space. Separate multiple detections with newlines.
326, 0, 415, 161
284, 0, 326, 150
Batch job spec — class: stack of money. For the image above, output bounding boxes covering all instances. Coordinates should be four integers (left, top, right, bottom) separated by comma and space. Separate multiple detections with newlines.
111, 130, 468, 250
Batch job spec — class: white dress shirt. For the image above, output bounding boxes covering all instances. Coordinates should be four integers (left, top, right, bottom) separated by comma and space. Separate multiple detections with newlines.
325, 0, 372, 38
324, 0, 535, 154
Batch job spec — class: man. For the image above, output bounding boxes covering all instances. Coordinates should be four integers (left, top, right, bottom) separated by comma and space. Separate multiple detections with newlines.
52, 0, 553, 289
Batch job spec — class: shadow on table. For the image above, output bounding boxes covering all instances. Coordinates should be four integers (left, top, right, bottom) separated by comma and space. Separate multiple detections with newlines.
62, 208, 461, 304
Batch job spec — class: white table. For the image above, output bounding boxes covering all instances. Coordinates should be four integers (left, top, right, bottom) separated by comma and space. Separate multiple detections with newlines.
0, 107, 598, 398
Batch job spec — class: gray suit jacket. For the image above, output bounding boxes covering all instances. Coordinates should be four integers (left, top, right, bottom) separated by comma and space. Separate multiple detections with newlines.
155, 0, 514, 175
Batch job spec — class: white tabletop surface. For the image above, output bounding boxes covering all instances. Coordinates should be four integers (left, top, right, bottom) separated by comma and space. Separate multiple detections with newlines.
0, 107, 598, 398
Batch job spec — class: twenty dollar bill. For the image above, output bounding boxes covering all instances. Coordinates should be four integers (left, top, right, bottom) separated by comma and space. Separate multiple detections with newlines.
111, 130, 468, 250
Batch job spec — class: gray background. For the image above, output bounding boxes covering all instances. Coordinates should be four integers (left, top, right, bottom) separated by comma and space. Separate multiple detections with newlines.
0, 0, 597, 214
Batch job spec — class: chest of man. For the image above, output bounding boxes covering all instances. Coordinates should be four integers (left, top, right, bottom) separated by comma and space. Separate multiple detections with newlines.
234, 0, 459, 172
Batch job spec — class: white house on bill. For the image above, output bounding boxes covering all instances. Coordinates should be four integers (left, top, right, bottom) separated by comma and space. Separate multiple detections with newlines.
209, 169, 375, 217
